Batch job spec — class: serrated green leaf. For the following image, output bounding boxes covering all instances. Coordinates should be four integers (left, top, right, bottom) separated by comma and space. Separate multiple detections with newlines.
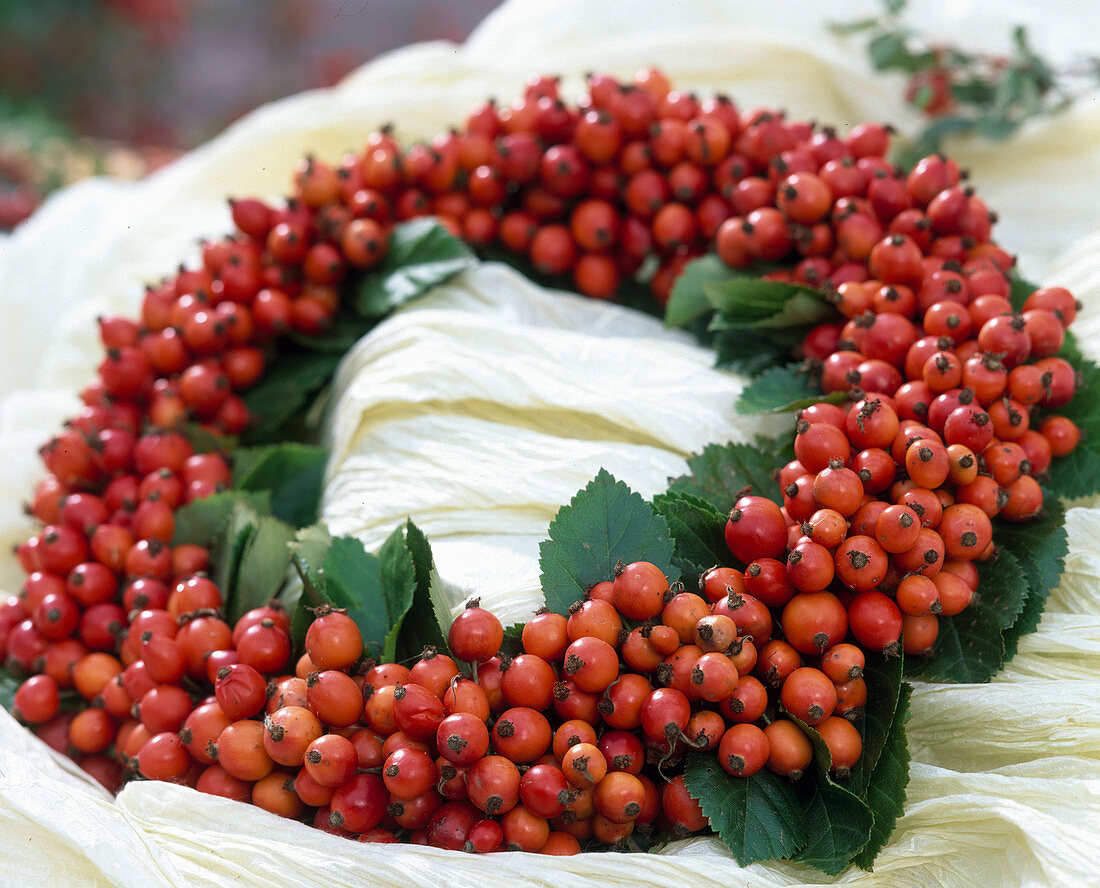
664, 254, 743, 328
241, 350, 342, 444
904, 549, 1027, 682
1046, 343, 1100, 500
319, 536, 389, 659
650, 491, 729, 590
277, 575, 309, 654
736, 364, 821, 414
847, 652, 904, 797
394, 520, 450, 659
683, 752, 807, 866
667, 436, 792, 511
854, 682, 912, 870
229, 516, 295, 624
538, 470, 678, 615
996, 499, 1069, 658
713, 327, 800, 375
289, 522, 333, 586
704, 279, 828, 326
171, 489, 271, 547
211, 500, 264, 606
378, 524, 418, 663
356, 218, 477, 318
788, 717, 873, 874
710, 291, 835, 332
793, 778, 873, 875
232, 443, 329, 528
286, 523, 334, 651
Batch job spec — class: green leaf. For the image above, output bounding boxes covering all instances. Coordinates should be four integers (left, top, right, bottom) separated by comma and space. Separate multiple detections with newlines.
735, 363, 835, 414
0, 666, 19, 713
277, 576, 310, 654
1008, 271, 1038, 311
232, 443, 329, 528
179, 423, 236, 456
664, 254, 742, 328
854, 683, 912, 870
793, 779, 873, 875
241, 350, 342, 444
975, 114, 1019, 141
667, 436, 792, 511
356, 218, 477, 318
704, 279, 829, 327
904, 549, 1027, 682
500, 623, 526, 659
287, 523, 335, 650
650, 491, 730, 589
951, 78, 997, 105
787, 717, 873, 874
538, 470, 678, 615
847, 652, 904, 796
393, 520, 450, 659
996, 499, 1069, 658
376, 524, 418, 662
1046, 342, 1100, 500
867, 32, 931, 72
229, 516, 295, 624
171, 490, 266, 547
683, 751, 807, 866
289, 522, 333, 589
826, 17, 880, 36
210, 500, 264, 606
713, 327, 801, 375
317, 536, 390, 658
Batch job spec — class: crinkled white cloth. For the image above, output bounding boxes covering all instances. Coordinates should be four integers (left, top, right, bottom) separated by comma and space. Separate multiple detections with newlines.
2, 1, 1100, 886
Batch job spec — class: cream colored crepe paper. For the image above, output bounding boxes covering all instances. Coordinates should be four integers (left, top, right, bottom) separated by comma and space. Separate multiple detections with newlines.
2, 0, 1100, 885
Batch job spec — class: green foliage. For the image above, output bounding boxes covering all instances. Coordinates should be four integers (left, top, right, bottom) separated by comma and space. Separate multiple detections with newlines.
241, 350, 342, 445
792, 778, 873, 875
232, 443, 329, 528
288, 520, 445, 661
1046, 336, 1100, 501
229, 515, 295, 624
666, 436, 793, 510
854, 684, 912, 869
356, 218, 477, 317
736, 364, 846, 415
682, 753, 807, 866
663, 255, 743, 328
650, 491, 729, 589
833, 1, 1097, 166
538, 470, 678, 615
905, 549, 1027, 682
996, 500, 1069, 658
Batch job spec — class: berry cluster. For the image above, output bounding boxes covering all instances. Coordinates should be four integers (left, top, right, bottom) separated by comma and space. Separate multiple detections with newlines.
0, 64, 1087, 859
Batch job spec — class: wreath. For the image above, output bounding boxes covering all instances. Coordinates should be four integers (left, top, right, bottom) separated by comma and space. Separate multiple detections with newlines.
1, 66, 1093, 874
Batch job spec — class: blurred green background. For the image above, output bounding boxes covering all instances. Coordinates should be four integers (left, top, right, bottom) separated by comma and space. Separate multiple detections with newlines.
0, 0, 502, 229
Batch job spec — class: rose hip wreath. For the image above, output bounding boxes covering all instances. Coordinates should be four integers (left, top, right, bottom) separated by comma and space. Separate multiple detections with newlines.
1, 67, 1088, 871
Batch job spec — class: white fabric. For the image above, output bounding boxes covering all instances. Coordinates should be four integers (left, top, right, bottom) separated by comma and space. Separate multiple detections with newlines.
1, 1, 1099, 885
